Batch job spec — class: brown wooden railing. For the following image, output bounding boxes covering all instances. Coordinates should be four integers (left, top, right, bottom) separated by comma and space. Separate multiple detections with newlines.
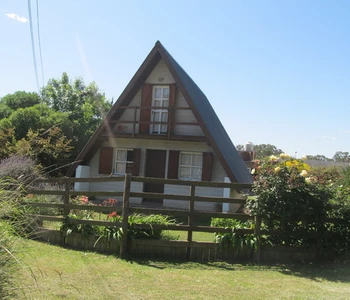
26, 174, 256, 259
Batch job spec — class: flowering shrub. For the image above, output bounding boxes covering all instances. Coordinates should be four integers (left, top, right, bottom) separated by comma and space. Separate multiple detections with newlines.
246, 155, 333, 248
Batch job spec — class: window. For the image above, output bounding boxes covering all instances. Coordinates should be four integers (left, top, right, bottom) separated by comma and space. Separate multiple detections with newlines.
115, 149, 133, 174
179, 152, 203, 180
151, 86, 169, 134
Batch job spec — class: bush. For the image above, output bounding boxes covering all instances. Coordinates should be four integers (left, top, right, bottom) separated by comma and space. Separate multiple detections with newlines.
0, 155, 42, 186
128, 214, 177, 240
210, 218, 256, 253
246, 155, 333, 248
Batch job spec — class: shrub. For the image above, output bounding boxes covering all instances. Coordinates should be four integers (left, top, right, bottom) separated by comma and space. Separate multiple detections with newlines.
128, 214, 177, 240
246, 156, 333, 248
0, 155, 42, 186
210, 218, 256, 253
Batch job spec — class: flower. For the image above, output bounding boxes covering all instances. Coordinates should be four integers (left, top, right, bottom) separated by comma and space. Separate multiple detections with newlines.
269, 155, 279, 162
300, 170, 308, 177
275, 166, 281, 173
305, 177, 312, 184
80, 196, 89, 203
108, 211, 118, 218
251, 168, 256, 175
280, 153, 291, 159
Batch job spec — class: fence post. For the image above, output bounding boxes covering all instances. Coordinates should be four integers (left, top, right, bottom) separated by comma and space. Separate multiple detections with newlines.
254, 215, 262, 263
63, 180, 70, 216
120, 173, 131, 258
186, 184, 195, 259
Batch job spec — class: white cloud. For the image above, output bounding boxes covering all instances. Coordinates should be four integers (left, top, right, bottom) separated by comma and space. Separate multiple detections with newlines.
340, 129, 350, 133
5, 13, 28, 23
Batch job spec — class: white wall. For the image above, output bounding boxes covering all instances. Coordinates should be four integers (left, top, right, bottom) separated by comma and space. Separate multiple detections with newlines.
114, 90, 141, 134
89, 138, 227, 211
74, 165, 91, 191
173, 90, 204, 136
145, 59, 176, 84
114, 59, 204, 137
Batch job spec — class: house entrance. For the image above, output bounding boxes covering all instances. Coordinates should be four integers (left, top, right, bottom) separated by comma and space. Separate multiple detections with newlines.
143, 149, 166, 206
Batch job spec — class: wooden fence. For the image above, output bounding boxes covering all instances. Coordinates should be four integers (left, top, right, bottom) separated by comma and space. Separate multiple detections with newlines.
26, 174, 258, 260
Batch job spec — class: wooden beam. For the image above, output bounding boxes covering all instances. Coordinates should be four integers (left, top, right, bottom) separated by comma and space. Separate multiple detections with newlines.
130, 192, 246, 204
120, 173, 131, 258
131, 177, 252, 189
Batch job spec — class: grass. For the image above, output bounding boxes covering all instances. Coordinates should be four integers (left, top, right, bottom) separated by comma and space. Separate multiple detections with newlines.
16, 239, 350, 299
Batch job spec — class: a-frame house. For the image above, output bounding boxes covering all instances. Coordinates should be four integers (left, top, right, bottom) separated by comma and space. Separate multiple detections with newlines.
69, 41, 252, 211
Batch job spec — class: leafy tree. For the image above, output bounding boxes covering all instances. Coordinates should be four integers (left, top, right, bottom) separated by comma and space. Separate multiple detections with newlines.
236, 143, 283, 159
0, 91, 41, 111
235, 144, 244, 151
0, 104, 72, 141
333, 151, 350, 162
41, 72, 112, 158
305, 154, 331, 161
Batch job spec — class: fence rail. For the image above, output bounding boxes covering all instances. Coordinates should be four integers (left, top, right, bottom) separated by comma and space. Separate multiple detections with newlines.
26, 174, 254, 259
25, 174, 348, 261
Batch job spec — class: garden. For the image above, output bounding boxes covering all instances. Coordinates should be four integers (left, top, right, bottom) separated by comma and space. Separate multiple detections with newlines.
0, 153, 350, 298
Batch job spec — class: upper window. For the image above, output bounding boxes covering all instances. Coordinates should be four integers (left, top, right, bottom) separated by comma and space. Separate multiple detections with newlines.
151, 86, 169, 134
179, 152, 203, 181
115, 149, 133, 174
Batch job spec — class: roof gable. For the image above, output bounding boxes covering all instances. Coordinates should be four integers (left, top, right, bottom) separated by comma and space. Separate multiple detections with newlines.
68, 41, 252, 183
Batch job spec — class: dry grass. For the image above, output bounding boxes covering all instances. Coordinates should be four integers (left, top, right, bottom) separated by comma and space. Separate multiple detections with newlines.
15, 239, 350, 299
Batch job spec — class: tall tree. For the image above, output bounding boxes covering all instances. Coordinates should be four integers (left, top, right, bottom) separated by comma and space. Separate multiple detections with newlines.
333, 151, 350, 162
236, 143, 283, 159
41, 72, 112, 158
0, 91, 41, 111
305, 154, 331, 161
0, 91, 41, 118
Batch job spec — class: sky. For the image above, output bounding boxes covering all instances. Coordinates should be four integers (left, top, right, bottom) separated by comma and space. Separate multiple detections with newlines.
1, 0, 349, 158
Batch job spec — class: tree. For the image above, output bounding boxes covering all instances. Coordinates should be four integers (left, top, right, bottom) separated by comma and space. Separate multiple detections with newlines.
41, 72, 112, 158
0, 104, 71, 141
236, 143, 283, 159
305, 154, 331, 161
333, 151, 350, 162
0, 91, 41, 111
235, 144, 244, 151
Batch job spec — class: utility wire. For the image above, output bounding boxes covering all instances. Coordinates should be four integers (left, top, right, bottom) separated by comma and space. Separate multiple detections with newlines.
36, 0, 45, 86
28, 0, 40, 92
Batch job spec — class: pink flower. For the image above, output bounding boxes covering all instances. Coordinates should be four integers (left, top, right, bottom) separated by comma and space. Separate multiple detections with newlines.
108, 211, 118, 218
81, 196, 89, 204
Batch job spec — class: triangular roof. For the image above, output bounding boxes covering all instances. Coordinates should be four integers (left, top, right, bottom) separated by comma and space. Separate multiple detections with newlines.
68, 41, 252, 183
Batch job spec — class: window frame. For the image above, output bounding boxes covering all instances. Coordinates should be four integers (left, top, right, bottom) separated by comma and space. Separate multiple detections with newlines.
178, 151, 203, 181
150, 85, 170, 134
114, 148, 134, 174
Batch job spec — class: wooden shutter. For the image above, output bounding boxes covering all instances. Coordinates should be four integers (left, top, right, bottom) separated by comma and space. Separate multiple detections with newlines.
202, 152, 213, 181
99, 147, 113, 174
168, 84, 176, 134
132, 148, 141, 176
167, 150, 180, 179
140, 84, 153, 133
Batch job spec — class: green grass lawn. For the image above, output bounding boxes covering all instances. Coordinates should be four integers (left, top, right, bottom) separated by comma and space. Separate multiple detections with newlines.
15, 239, 350, 300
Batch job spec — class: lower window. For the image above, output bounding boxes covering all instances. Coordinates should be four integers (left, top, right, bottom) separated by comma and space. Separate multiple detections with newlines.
115, 149, 134, 174
179, 152, 203, 180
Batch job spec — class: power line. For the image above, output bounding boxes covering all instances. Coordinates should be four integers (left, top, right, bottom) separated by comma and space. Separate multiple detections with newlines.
36, 0, 45, 86
28, 0, 40, 92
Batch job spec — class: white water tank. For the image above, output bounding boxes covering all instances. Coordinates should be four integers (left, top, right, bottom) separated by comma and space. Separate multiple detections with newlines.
244, 142, 254, 152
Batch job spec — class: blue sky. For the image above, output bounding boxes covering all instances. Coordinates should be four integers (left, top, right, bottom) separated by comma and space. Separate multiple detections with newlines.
1, 0, 349, 158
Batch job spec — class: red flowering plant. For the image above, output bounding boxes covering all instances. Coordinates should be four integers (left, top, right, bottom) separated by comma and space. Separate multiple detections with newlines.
107, 211, 120, 222
60, 195, 98, 237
